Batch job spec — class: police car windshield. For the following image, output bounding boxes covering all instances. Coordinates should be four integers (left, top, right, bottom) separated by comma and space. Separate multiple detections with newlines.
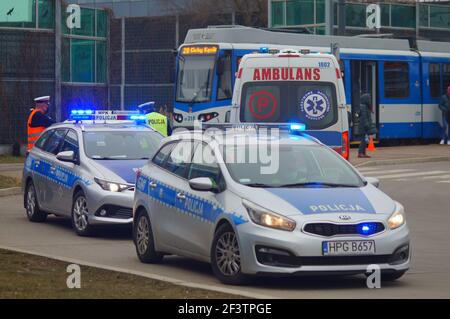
240, 82, 337, 130
223, 143, 363, 188
83, 131, 162, 160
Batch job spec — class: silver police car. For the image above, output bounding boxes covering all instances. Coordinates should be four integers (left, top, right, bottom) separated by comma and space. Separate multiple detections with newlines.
132, 125, 410, 285
23, 120, 163, 236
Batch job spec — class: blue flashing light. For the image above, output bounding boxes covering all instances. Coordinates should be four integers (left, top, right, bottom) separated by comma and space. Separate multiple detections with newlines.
358, 223, 375, 236
130, 115, 147, 120
71, 109, 94, 115
289, 123, 306, 131
259, 47, 269, 53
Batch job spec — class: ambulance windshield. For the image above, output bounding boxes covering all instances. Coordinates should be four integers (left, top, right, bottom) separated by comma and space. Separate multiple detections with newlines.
83, 131, 162, 160
240, 82, 338, 130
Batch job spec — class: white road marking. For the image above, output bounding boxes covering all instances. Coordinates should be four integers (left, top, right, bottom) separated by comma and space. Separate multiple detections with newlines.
421, 174, 450, 180
359, 169, 415, 176
437, 181, 450, 183
375, 171, 448, 179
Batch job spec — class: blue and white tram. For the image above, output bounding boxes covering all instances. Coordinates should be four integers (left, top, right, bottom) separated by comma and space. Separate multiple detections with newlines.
173, 26, 450, 142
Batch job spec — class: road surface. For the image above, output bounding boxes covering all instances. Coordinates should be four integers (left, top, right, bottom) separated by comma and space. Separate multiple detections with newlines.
1, 161, 450, 298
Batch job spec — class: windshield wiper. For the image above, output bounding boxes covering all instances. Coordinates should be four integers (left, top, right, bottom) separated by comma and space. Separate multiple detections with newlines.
242, 183, 276, 188
277, 182, 360, 188
92, 156, 127, 160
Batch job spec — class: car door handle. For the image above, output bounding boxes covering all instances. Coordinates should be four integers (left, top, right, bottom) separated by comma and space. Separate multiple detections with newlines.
176, 192, 186, 200
149, 181, 157, 189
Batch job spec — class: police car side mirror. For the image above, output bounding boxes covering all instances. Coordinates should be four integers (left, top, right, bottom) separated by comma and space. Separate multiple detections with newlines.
56, 150, 76, 163
365, 177, 380, 188
189, 177, 215, 192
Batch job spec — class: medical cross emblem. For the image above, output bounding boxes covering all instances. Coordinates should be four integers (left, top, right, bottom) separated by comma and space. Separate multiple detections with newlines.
300, 90, 331, 121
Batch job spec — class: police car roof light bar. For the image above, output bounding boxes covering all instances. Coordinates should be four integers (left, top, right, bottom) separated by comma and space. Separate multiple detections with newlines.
69, 110, 145, 124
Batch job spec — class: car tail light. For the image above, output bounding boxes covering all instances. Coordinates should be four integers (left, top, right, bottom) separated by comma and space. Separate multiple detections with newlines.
336, 68, 341, 79
342, 131, 350, 160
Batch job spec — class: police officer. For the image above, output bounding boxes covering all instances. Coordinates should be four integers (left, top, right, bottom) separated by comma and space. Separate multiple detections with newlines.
27, 96, 56, 150
438, 86, 450, 145
138, 101, 171, 137
354, 93, 377, 158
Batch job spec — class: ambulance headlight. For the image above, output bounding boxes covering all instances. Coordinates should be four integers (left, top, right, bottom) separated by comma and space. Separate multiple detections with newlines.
94, 178, 129, 192
243, 199, 296, 232
388, 202, 406, 230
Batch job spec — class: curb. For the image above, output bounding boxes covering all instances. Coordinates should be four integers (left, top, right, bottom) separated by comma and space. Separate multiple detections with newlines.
0, 187, 22, 197
353, 156, 450, 168
0, 245, 276, 299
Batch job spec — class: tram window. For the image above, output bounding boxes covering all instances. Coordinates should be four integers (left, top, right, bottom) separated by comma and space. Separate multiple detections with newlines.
384, 62, 409, 98
217, 52, 232, 100
443, 64, 450, 92
429, 63, 441, 98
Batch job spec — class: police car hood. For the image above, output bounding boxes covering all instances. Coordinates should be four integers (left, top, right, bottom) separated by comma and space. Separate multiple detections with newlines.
88, 159, 147, 184
236, 184, 396, 216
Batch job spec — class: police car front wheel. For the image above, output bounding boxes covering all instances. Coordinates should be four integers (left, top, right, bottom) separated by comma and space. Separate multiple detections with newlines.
211, 223, 248, 285
71, 191, 94, 236
133, 210, 163, 264
25, 181, 47, 222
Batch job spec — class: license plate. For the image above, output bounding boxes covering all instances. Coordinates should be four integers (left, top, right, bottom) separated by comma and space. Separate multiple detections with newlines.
322, 240, 375, 256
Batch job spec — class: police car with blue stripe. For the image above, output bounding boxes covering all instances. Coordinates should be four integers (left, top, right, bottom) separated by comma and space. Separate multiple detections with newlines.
23, 110, 163, 236
133, 123, 409, 285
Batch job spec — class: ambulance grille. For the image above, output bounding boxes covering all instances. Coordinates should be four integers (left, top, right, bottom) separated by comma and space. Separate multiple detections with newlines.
303, 222, 385, 237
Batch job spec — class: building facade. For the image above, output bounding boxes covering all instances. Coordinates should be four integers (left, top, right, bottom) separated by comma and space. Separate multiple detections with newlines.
269, 0, 450, 41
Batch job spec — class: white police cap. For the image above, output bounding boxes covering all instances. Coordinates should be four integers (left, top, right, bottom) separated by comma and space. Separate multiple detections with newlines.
34, 96, 50, 103
137, 101, 155, 108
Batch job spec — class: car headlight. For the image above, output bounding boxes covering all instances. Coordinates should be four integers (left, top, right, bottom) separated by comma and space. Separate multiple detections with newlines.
243, 199, 296, 232
94, 178, 130, 192
388, 202, 406, 230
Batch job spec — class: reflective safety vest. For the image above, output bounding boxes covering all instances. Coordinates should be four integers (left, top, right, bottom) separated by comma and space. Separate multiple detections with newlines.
27, 109, 45, 150
146, 112, 168, 137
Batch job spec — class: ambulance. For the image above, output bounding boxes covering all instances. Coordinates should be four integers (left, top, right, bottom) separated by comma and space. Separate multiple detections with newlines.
228, 48, 349, 159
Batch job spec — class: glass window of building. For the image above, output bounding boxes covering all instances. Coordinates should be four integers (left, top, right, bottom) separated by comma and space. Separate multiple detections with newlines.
380, 4, 390, 27
391, 5, 415, 28
96, 9, 108, 38
271, 1, 285, 27
287, 0, 314, 26
0, 0, 36, 29
384, 62, 409, 99
420, 4, 429, 27
96, 41, 107, 83
430, 5, 450, 29
71, 39, 95, 83
345, 3, 366, 28
38, 0, 54, 29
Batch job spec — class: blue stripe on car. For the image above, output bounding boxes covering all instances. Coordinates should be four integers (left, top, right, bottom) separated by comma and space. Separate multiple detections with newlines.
265, 187, 376, 214
25, 156, 91, 188
136, 174, 247, 225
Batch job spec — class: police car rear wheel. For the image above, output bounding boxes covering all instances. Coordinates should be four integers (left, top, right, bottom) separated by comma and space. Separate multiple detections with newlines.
211, 224, 247, 285
134, 211, 163, 263
71, 192, 93, 236
25, 182, 47, 222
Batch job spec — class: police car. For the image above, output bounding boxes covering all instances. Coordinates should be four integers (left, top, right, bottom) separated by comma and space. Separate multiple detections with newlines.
23, 110, 163, 236
132, 124, 409, 285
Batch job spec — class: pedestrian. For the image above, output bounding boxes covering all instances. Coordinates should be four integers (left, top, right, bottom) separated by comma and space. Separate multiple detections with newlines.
355, 93, 377, 158
27, 96, 56, 150
438, 86, 450, 145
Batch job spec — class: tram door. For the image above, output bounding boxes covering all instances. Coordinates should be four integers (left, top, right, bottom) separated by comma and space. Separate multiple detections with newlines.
351, 60, 378, 140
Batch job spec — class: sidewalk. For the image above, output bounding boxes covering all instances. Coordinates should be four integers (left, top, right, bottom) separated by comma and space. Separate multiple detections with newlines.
0, 163, 23, 179
350, 144, 450, 167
